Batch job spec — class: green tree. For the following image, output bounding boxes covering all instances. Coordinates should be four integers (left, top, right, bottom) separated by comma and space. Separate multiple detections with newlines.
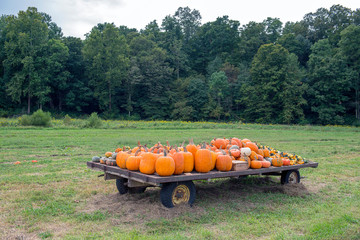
174, 7, 201, 43
128, 35, 173, 119
240, 44, 305, 123
339, 25, 360, 122
307, 39, 351, 124
208, 71, 229, 120
63, 36, 93, 113
187, 77, 209, 120
47, 39, 70, 111
83, 23, 129, 113
4, 7, 50, 114
263, 17, 282, 43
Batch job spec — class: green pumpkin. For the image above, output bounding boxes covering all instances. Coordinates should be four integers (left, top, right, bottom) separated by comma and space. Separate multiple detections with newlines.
92, 156, 100, 162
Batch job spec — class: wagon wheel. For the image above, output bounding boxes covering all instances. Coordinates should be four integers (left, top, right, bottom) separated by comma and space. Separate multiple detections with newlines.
116, 178, 128, 194
160, 181, 196, 208
281, 170, 300, 184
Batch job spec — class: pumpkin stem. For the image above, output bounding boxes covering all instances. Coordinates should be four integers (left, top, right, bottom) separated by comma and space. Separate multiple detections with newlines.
134, 147, 141, 156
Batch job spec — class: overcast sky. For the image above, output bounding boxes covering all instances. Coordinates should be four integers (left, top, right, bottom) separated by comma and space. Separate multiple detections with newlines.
1, 0, 359, 39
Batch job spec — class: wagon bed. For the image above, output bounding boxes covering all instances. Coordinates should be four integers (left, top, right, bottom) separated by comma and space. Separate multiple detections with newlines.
87, 161, 318, 208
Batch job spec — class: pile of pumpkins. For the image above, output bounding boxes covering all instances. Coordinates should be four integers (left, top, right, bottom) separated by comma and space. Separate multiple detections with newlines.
92, 137, 306, 177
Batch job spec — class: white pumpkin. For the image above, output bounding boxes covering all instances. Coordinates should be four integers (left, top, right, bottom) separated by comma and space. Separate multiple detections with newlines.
241, 147, 251, 156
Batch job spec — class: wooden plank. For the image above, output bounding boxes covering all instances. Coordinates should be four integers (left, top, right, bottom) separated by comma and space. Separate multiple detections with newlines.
86, 161, 318, 184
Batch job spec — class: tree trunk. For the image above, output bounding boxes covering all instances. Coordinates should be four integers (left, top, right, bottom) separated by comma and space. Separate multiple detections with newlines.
27, 93, 31, 114
356, 88, 359, 120
58, 93, 62, 111
109, 82, 112, 112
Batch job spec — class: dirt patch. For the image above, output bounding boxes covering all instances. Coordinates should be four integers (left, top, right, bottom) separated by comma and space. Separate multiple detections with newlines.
80, 187, 205, 225
80, 176, 317, 225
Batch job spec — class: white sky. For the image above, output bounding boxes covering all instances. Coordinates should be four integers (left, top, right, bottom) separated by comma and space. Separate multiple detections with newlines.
1, 0, 359, 39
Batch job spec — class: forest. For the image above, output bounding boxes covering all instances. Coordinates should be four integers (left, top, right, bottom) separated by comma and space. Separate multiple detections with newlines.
0, 5, 359, 125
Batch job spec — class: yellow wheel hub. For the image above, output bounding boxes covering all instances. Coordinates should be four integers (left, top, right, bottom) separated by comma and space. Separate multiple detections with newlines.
172, 184, 190, 205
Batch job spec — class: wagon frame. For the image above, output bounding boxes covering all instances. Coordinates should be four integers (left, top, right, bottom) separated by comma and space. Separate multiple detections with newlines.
87, 161, 318, 208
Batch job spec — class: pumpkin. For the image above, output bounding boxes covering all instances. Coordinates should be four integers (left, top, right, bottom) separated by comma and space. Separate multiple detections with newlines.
186, 138, 198, 158
241, 138, 251, 145
195, 143, 212, 173
263, 148, 270, 158
115, 148, 122, 153
116, 150, 130, 168
106, 159, 117, 166
210, 151, 217, 170
155, 149, 175, 176
241, 147, 251, 156
105, 152, 112, 158
172, 147, 184, 175
250, 160, 262, 169
216, 150, 232, 171
183, 147, 194, 173
100, 157, 106, 164
282, 158, 290, 166
139, 150, 156, 175
214, 138, 226, 149
257, 154, 264, 161
272, 156, 283, 167
258, 149, 264, 157
230, 149, 241, 158
92, 156, 100, 162
245, 142, 259, 154
261, 161, 271, 168
126, 149, 142, 171
249, 151, 258, 161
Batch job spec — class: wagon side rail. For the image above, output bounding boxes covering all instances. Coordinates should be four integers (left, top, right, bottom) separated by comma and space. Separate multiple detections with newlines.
87, 161, 318, 184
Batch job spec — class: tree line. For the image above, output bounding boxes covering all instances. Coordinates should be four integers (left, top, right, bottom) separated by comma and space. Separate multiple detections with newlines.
0, 5, 359, 125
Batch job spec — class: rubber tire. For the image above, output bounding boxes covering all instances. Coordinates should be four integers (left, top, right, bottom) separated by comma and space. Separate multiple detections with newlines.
281, 170, 300, 184
128, 187, 147, 194
160, 181, 196, 208
116, 178, 128, 194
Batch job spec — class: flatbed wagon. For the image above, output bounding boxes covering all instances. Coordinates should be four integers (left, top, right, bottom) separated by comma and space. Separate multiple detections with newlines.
87, 161, 318, 208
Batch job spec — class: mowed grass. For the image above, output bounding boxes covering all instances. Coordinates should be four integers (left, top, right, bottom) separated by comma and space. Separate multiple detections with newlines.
0, 123, 359, 239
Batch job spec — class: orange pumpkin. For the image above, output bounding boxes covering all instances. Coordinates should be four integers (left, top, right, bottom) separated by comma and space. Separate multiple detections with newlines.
183, 147, 194, 173
186, 139, 198, 158
209, 151, 217, 170
155, 150, 175, 176
216, 151, 232, 171
245, 142, 259, 154
249, 151, 258, 161
172, 148, 185, 175
105, 152, 112, 158
263, 148, 270, 158
261, 161, 271, 168
250, 160, 262, 169
258, 149, 264, 157
282, 158, 290, 166
195, 143, 212, 173
126, 149, 142, 171
139, 151, 156, 175
116, 150, 131, 169
230, 149, 241, 158
272, 156, 283, 167
214, 138, 226, 149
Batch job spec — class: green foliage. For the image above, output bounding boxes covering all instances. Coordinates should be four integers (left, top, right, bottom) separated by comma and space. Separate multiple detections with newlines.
241, 44, 305, 124
19, 109, 52, 127
84, 112, 102, 128
307, 39, 351, 124
63, 114, 72, 125
1, 5, 360, 126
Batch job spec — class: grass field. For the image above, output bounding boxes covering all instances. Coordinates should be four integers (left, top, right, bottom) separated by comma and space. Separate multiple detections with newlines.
0, 121, 359, 239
